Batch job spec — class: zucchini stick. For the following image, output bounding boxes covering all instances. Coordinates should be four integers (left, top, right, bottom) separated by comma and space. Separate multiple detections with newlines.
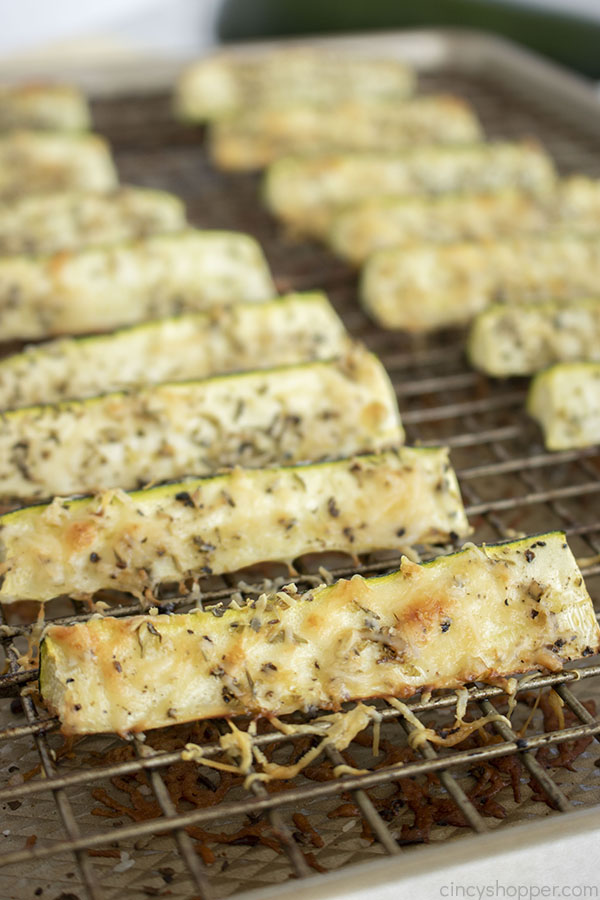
0, 229, 275, 341
263, 142, 556, 237
39, 532, 599, 735
210, 96, 482, 171
175, 50, 415, 121
0, 83, 91, 131
468, 298, 600, 377
361, 233, 600, 332
0, 293, 349, 409
329, 175, 600, 265
0, 187, 186, 257
0, 131, 117, 199
0, 347, 403, 501
528, 362, 600, 450
0, 447, 469, 604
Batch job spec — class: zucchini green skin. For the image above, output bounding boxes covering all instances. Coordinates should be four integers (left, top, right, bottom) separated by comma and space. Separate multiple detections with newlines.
263, 142, 556, 237
361, 233, 600, 332
527, 362, 600, 450
0, 447, 469, 604
0, 84, 91, 132
0, 292, 349, 409
0, 346, 403, 501
0, 229, 275, 341
0, 131, 117, 200
175, 50, 415, 121
0, 187, 186, 257
468, 297, 600, 377
209, 95, 482, 171
39, 531, 599, 735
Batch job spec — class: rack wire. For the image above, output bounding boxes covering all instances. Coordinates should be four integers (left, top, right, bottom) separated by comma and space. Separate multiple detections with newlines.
1, 59, 600, 900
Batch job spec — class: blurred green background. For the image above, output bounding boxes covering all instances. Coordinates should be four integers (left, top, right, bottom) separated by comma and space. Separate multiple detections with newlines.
218, 0, 600, 79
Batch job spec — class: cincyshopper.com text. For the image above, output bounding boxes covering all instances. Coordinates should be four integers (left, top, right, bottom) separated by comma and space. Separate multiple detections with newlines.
440, 883, 598, 899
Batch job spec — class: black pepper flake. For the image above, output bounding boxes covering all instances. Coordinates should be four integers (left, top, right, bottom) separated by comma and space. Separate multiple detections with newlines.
202, 565, 213, 575
583, 646, 595, 656
530, 609, 539, 619
261, 662, 277, 672
525, 549, 535, 563
73, 704, 81, 712
343, 526, 355, 543
89, 552, 100, 563
113, 660, 122, 673
222, 687, 235, 704
66, 677, 74, 684
396, 527, 406, 538
516, 738, 528, 750
440, 618, 451, 633
175, 491, 194, 508
327, 497, 340, 518
504, 599, 509, 606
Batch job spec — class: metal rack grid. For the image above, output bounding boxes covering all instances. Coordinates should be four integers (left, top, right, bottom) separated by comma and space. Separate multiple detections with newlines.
1, 53, 600, 900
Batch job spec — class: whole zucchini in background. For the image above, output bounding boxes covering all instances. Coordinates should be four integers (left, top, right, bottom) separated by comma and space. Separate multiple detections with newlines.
218, 0, 600, 80
0, 447, 469, 604
40, 532, 599, 735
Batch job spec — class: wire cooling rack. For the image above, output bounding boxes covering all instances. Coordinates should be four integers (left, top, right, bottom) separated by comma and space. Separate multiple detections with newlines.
1, 36, 600, 900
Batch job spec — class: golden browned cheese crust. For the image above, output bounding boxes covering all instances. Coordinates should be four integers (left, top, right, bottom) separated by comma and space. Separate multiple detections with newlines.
0, 347, 403, 501
40, 533, 600, 735
0, 447, 469, 603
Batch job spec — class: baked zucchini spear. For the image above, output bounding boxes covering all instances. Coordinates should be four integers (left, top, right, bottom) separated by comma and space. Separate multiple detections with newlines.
0, 347, 403, 501
468, 298, 600, 377
39, 531, 599, 735
0, 292, 349, 409
209, 96, 482, 171
0, 83, 91, 131
0, 229, 275, 341
0, 186, 186, 257
0, 131, 117, 199
361, 233, 600, 332
0, 447, 469, 604
329, 176, 600, 265
263, 142, 556, 237
527, 362, 600, 450
175, 49, 415, 121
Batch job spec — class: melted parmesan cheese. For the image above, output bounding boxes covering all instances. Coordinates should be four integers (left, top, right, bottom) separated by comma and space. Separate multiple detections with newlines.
527, 362, 600, 450
0, 131, 117, 200
0, 187, 185, 257
263, 142, 556, 237
0, 447, 469, 603
0, 229, 275, 341
468, 298, 600, 377
39, 532, 600, 735
175, 50, 415, 121
0, 293, 349, 409
0, 346, 403, 501
210, 96, 481, 170
0, 84, 90, 131
362, 233, 600, 332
